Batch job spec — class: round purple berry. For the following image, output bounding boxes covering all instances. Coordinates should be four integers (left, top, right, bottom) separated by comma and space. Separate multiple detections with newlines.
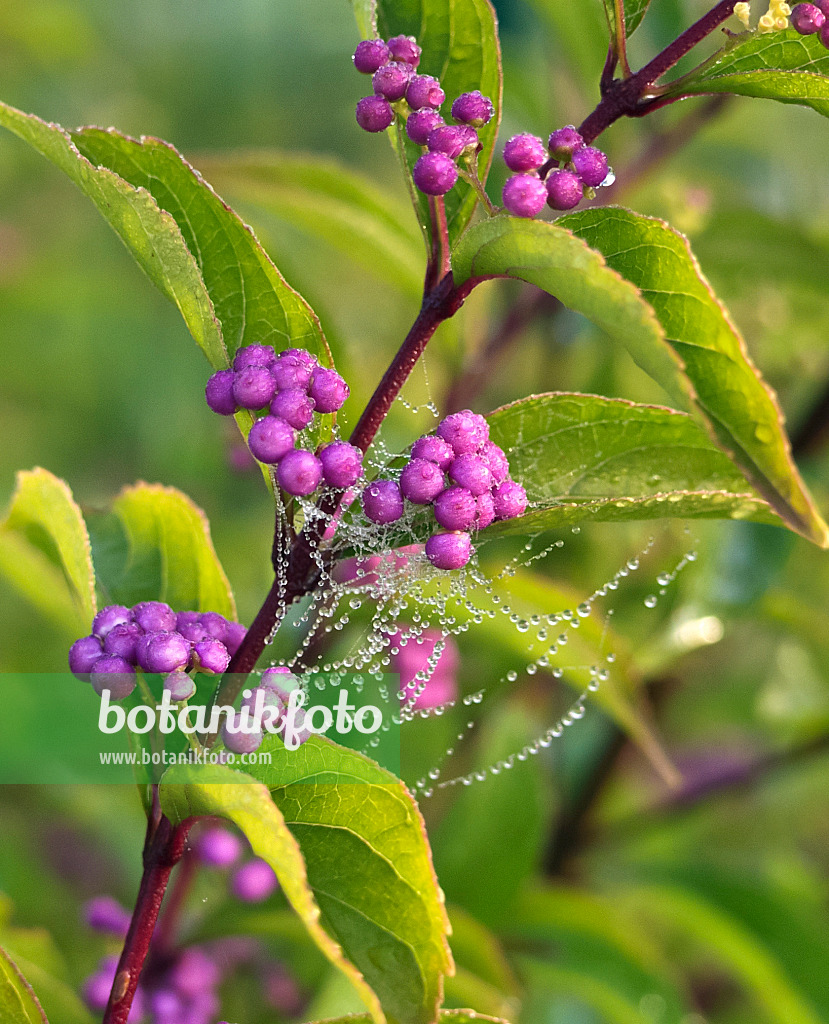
406, 75, 445, 110
448, 453, 493, 495
492, 479, 528, 520
407, 110, 445, 145
170, 947, 221, 997
362, 480, 404, 524
308, 366, 350, 413
425, 531, 472, 570
277, 449, 323, 496
200, 611, 229, 642
572, 146, 609, 188
194, 638, 230, 675
413, 152, 459, 195
502, 174, 548, 218
176, 610, 201, 631
132, 600, 177, 633
372, 61, 415, 101
176, 620, 209, 643
232, 344, 275, 371
205, 369, 237, 416
475, 491, 495, 530
231, 859, 279, 902
319, 441, 364, 488
480, 440, 509, 483
221, 712, 264, 754
437, 410, 489, 455
197, 825, 243, 868
232, 365, 276, 410
548, 125, 584, 161
434, 486, 477, 530
427, 124, 479, 159
92, 605, 132, 639
90, 657, 136, 700
411, 434, 454, 470
815, 0, 829, 13
400, 458, 446, 504
69, 635, 104, 679
821, 19, 829, 44
451, 90, 494, 127
353, 38, 391, 73
248, 415, 296, 464
271, 351, 316, 390
270, 387, 316, 429
546, 169, 584, 211
137, 631, 191, 674
791, 2, 826, 30
503, 133, 547, 172
82, 957, 118, 1011
356, 94, 395, 133
387, 34, 421, 67
164, 670, 196, 701
84, 896, 132, 938
103, 622, 144, 663
224, 621, 247, 656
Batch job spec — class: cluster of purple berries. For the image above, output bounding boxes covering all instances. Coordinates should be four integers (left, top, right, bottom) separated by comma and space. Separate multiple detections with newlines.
206, 344, 363, 497
791, 1, 829, 42
68, 602, 246, 701
81, 826, 288, 1024
218, 666, 310, 756
501, 125, 610, 217
353, 34, 494, 197
361, 410, 527, 570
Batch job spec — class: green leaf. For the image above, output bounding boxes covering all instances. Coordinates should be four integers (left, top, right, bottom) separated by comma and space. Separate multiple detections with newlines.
665, 30, 829, 116
0, 468, 96, 632
159, 762, 386, 1024
0, 101, 224, 368
515, 957, 656, 1024
602, 0, 652, 41
88, 482, 235, 617
0, 935, 92, 1024
246, 735, 453, 1024
197, 151, 424, 299
561, 208, 828, 546
0, 947, 48, 1024
483, 392, 783, 535
314, 1012, 510, 1024
355, 0, 502, 246
70, 127, 332, 369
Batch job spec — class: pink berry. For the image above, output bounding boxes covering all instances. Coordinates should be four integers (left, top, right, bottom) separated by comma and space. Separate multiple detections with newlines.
232, 344, 275, 371
406, 75, 445, 110
132, 600, 176, 633
277, 449, 323, 496
791, 2, 825, 31
413, 151, 458, 195
548, 125, 584, 161
91, 605, 132, 639
503, 133, 547, 172
411, 434, 454, 470
451, 90, 494, 127
448, 453, 493, 495
308, 367, 349, 413
372, 61, 415, 101
434, 486, 477, 530
270, 388, 316, 429
503, 174, 548, 218
400, 458, 446, 504
271, 351, 316, 390
231, 859, 279, 902
319, 441, 364, 488
90, 657, 136, 700
69, 635, 105, 679
362, 480, 404, 524
196, 826, 243, 868
437, 410, 489, 454
425, 532, 472, 570
480, 441, 510, 482
387, 34, 421, 67
492, 480, 528, 520
205, 369, 237, 415
407, 110, 445, 145
248, 415, 296, 464
356, 95, 393, 133
193, 638, 230, 674
475, 491, 495, 530
353, 38, 391, 73
546, 169, 584, 211
232, 365, 276, 410
572, 146, 609, 188
427, 124, 479, 159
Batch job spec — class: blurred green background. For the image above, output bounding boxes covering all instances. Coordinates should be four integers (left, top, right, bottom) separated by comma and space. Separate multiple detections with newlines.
2, 2, 829, 1023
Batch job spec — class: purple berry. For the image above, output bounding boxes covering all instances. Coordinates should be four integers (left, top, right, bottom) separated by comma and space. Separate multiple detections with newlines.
362, 480, 404, 524
270, 387, 316, 429
791, 2, 826, 30
475, 491, 495, 530
434, 486, 477, 530
548, 125, 584, 161
176, 610, 201, 631
164, 670, 196, 701
224, 621, 246, 656
132, 600, 177, 633
387, 34, 421, 67
69, 635, 104, 679
84, 896, 132, 937
199, 611, 229, 642
271, 351, 316, 390
400, 458, 446, 504
221, 712, 264, 754
492, 479, 528, 520
372, 61, 415, 101
205, 369, 237, 416
411, 434, 454, 470
815, 0, 829, 13
232, 365, 276, 410
319, 441, 364, 488
82, 957, 118, 1011
282, 347, 317, 367
353, 38, 391, 73
355, 94, 395, 133
170, 947, 221, 997
194, 638, 230, 674
277, 449, 323, 496
437, 410, 489, 455
103, 622, 144, 663
248, 415, 296, 464
406, 75, 445, 111
308, 366, 350, 413
231, 859, 279, 902
427, 124, 479, 159
451, 90, 494, 127
92, 605, 132, 639
502, 174, 548, 218
448, 453, 493, 495
503, 133, 547, 172
413, 152, 458, 195
821, 19, 829, 44
480, 440, 509, 483
425, 532, 472, 570
546, 169, 584, 211
407, 110, 445, 145
232, 344, 275, 371
572, 146, 609, 187
137, 631, 191, 674
90, 657, 136, 700
176, 620, 209, 643
197, 826, 243, 868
